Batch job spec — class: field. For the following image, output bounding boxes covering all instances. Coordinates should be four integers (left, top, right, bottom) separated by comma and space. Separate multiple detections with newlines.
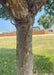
49, 32, 54, 34
32, 36, 54, 73
0, 36, 54, 74
33, 36, 54, 56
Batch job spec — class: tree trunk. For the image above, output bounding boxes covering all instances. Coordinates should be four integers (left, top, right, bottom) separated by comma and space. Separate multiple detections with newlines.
16, 23, 33, 75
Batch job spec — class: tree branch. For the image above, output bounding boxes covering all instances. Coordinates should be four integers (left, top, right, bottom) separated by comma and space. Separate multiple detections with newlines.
27, 0, 47, 16
0, 0, 15, 21
0, 0, 28, 20
0, 0, 47, 21
35, 0, 47, 13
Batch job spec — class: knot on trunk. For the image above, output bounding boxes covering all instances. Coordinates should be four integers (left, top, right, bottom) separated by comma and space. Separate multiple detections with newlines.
14, 15, 34, 27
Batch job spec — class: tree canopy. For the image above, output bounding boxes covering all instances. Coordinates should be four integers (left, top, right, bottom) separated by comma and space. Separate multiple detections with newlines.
38, 14, 54, 29
0, 0, 53, 75
44, 0, 54, 16
0, 0, 54, 22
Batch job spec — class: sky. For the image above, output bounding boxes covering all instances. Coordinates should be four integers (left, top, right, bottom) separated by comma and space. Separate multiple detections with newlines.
0, 6, 54, 32
33, 7, 45, 29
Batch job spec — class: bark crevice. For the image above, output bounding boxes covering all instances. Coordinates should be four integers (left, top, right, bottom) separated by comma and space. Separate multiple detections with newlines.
0, 0, 47, 75
16, 22, 33, 75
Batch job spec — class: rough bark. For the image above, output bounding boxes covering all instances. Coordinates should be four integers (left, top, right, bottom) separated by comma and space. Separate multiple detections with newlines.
16, 22, 33, 75
0, 0, 47, 20
0, 0, 47, 75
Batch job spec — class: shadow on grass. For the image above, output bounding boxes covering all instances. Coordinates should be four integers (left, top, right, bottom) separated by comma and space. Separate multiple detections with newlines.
0, 48, 17, 75
0, 48, 16, 54
33, 54, 54, 73
0, 48, 54, 74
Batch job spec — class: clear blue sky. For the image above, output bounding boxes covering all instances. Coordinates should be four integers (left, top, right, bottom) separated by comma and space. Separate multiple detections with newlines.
33, 7, 45, 29
0, 6, 54, 31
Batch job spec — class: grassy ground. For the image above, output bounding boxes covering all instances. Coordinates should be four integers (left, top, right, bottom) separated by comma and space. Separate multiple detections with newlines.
49, 32, 54, 34
32, 36, 54, 73
0, 36, 54, 74
32, 36, 54, 57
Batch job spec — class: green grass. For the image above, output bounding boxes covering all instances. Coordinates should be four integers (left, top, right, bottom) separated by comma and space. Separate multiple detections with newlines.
0, 36, 54, 74
32, 36, 54, 56
49, 32, 54, 34
0, 38, 16, 49
0, 38, 17, 75
32, 36, 54, 72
